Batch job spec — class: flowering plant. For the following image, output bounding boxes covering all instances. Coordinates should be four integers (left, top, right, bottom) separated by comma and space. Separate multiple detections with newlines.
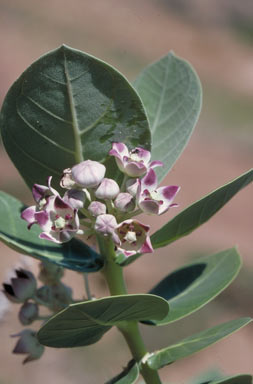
0, 45, 252, 384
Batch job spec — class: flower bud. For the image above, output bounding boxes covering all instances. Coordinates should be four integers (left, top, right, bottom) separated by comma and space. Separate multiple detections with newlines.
71, 160, 106, 188
18, 302, 39, 325
88, 201, 106, 217
36, 286, 52, 304
60, 168, 76, 189
95, 178, 120, 200
63, 189, 86, 209
114, 193, 135, 212
3, 269, 37, 303
126, 179, 139, 196
94, 214, 120, 244
12, 329, 44, 364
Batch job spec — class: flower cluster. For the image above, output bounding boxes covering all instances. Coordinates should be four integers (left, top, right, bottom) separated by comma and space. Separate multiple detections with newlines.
2, 262, 73, 363
21, 143, 180, 258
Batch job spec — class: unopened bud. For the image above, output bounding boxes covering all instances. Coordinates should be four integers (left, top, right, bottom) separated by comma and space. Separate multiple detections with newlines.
126, 179, 138, 196
95, 178, 120, 200
71, 160, 106, 188
63, 189, 86, 209
60, 168, 76, 189
18, 302, 39, 325
95, 214, 117, 236
114, 193, 135, 212
88, 201, 106, 217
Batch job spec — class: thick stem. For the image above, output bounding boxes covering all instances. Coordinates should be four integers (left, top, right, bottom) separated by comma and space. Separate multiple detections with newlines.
97, 235, 162, 384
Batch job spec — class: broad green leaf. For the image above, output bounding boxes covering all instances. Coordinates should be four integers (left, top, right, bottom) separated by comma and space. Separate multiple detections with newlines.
38, 294, 169, 348
105, 360, 139, 384
0, 45, 150, 189
147, 317, 252, 370
0, 191, 102, 272
134, 52, 202, 183
144, 248, 241, 325
210, 375, 253, 384
151, 169, 253, 249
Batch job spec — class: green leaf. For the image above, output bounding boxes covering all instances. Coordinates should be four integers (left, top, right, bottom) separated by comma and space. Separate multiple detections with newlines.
0, 45, 151, 189
144, 248, 241, 325
151, 169, 253, 249
211, 375, 253, 384
134, 52, 202, 183
147, 317, 252, 370
37, 294, 169, 348
0, 191, 102, 272
105, 360, 139, 384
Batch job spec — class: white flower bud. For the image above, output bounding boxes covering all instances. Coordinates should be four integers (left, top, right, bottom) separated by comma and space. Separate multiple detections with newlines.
94, 214, 117, 235
114, 193, 135, 212
71, 160, 106, 188
88, 201, 106, 217
95, 178, 120, 200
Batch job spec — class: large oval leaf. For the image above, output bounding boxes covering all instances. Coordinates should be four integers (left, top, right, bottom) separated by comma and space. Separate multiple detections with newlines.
134, 52, 202, 183
0, 191, 102, 272
151, 169, 253, 249
38, 294, 169, 348
105, 360, 139, 384
145, 248, 241, 325
0, 45, 151, 189
147, 317, 252, 370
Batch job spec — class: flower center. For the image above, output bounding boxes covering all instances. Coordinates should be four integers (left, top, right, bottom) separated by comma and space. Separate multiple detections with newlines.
38, 198, 47, 209
124, 231, 137, 244
150, 190, 161, 201
54, 216, 66, 229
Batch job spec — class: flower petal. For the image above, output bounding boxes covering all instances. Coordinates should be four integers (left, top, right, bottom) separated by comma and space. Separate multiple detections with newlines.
141, 168, 158, 191
21, 206, 36, 225
140, 236, 154, 254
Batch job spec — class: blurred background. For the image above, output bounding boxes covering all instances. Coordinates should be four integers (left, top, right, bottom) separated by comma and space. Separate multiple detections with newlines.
0, 1, 252, 383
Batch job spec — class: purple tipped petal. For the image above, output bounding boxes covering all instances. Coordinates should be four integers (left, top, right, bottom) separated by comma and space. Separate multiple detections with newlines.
142, 169, 158, 190
131, 147, 151, 163
110, 142, 129, 156
54, 196, 70, 210
32, 184, 48, 203
149, 160, 164, 168
140, 236, 154, 254
21, 206, 36, 225
159, 185, 180, 202
34, 211, 51, 231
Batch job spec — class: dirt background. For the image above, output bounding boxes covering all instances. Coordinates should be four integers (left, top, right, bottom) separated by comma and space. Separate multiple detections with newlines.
0, 1, 252, 383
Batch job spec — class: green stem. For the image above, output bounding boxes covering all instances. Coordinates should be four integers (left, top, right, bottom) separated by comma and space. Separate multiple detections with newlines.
97, 235, 162, 384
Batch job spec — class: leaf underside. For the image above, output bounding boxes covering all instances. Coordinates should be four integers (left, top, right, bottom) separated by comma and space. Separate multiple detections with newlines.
38, 294, 169, 348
